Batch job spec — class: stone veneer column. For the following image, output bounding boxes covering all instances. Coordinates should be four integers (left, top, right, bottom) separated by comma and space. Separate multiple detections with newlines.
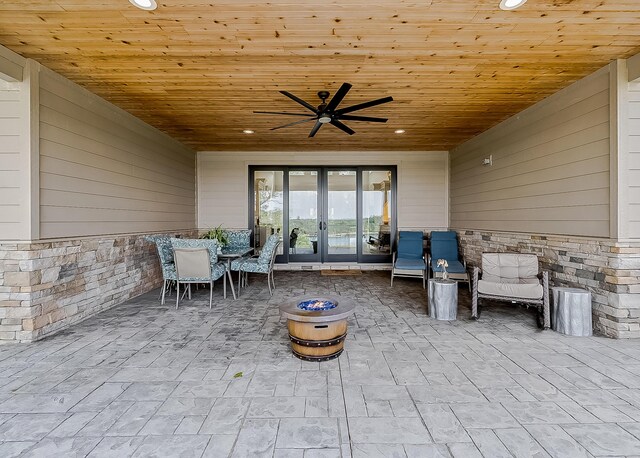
456, 230, 640, 338
0, 231, 194, 342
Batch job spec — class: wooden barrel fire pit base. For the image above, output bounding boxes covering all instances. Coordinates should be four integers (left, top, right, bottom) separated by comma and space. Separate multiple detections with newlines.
280, 296, 355, 362
288, 320, 347, 361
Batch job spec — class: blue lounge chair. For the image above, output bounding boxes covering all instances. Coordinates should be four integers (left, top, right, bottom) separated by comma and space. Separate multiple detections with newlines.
428, 231, 470, 290
390, 231, 426, 288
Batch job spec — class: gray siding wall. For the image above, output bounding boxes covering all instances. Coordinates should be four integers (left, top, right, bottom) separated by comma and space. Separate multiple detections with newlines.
627, 78, 640, 237
197, 151, 449, 232
0, 79, 26, 240
450, 67, 610, 237
38, 67, 197, 239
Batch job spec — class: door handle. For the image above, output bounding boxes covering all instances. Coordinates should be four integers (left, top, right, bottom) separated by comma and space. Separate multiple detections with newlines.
319, 222, 327, 231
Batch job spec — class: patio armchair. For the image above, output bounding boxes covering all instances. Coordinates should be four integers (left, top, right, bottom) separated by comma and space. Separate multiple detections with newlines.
390, 231, 427, 288
231, 234, 281, 296
170, 238, 230, 298
428, 231, 470, 290
472, 253, 550, 329
173, 248, 215, 309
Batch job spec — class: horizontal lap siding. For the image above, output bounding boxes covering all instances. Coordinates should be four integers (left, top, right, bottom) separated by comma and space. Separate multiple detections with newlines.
628, 81, 640, 237
450, 68, 610, 237
38, 69, 196, 239
197, 151, 448, 232
0, 80, 26, 239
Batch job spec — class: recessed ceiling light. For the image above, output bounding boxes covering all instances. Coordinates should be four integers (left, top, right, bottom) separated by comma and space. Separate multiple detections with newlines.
129, 0, 157, 11
395, 129, 405, 134
499, 0, 527, 10
243, 129, 254, 134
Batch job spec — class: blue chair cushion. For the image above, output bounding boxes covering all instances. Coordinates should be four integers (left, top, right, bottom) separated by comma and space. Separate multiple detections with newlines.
397, 231, 424, 260
430, 231, 460, 264
431, 259, 466, 273
395, 258, 426, 270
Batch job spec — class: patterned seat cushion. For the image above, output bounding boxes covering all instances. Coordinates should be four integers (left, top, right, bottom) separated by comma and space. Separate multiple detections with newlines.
230, 258, 270, 273
224, 229, 252, 249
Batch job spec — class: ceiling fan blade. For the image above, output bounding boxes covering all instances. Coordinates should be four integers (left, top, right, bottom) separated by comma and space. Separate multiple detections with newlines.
330, 119, 355, 135
270, 118, 317, 131
308, 121, 323, 137
254, 111, 315, 117
325, 82, 352, 112
335, 96, 394, 115
280, 91, 318, 113
338, 114, 388, 123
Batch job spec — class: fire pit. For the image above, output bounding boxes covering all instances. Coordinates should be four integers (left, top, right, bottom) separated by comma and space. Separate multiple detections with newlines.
279, 296, 355, 362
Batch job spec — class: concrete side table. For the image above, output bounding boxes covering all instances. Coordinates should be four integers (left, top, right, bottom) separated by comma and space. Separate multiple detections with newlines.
428, 279, 457, 320
552, 287, 592, 336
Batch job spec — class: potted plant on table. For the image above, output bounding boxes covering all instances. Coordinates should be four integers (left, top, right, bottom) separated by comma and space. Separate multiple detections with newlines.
201, 225, 229, 252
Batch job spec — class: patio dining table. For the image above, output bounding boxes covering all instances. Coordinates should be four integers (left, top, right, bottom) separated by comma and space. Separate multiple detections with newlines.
218, 246, 254, 299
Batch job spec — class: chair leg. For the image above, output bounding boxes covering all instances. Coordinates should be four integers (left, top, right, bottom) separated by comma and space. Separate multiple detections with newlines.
176, 282, 180, 310
423, 270, 426, 289
390, 271, 394, 286
223, 272, 227, 299
209, 281, 213, 309
238, 270, 242, 297
161, 280, 167, 305
270, 270, 275, 290
188, 284, 191, 300
268, 273, 272, 296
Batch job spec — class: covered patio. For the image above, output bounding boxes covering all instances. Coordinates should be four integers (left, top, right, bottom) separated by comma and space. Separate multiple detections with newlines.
2, 0, 640, 456
0, 273, 639, 457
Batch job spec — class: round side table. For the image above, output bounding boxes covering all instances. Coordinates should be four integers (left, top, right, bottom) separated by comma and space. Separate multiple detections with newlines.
428, 279, 458, 320
552, 287, 592, 336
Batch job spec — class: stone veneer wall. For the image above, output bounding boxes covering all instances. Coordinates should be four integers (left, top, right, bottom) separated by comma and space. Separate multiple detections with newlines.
456, 230, 640, 338
0, 230, 195, 342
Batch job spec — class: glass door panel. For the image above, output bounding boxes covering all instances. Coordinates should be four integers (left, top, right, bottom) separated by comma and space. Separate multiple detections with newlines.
288, 170, 321, 261
325, 170, 357, 261
254, 170, 284, 255
362, 170, 393, 257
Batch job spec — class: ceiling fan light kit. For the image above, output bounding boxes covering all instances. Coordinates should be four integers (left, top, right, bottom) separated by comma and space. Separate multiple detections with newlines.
255, 83, 393, 137
499, 0, 527, 11
129, 0, 157, 11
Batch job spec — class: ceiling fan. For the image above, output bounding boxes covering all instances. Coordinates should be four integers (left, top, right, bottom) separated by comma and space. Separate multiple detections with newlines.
254, 83, 393, 137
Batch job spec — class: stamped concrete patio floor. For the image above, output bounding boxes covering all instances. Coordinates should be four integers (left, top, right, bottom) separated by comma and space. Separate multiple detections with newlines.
1, 271, 640, 457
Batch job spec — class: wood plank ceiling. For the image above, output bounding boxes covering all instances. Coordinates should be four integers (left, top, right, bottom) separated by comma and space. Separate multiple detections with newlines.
0, 0, 639, 151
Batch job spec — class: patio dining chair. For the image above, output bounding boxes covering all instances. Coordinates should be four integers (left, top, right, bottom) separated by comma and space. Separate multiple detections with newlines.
428, 230, 470, 290
231, 234, 281, 296
173, 248, 214, 309
148, 235, 177, 305
390, 231, 427, 288
170, 238, 230, 298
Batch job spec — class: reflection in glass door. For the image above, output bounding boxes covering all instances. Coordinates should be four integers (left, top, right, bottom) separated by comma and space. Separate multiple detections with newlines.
362, 170, 393, 259
325, 170, 357, 261
288, 170, 320, 262
253, 170, 284, 256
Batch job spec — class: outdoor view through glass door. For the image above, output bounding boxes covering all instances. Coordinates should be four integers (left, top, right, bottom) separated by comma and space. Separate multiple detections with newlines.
250, 166, 396, 263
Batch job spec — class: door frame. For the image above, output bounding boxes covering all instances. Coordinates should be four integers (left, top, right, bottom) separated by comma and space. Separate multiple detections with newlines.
248, 165, 397, 264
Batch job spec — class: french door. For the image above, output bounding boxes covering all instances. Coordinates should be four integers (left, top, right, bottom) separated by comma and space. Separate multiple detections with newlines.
250, 166, 396, 264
